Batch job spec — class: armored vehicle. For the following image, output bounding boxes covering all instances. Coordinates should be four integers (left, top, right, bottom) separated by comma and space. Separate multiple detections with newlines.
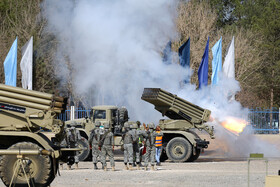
0, 84, 70, 186
141, 88, 214, 162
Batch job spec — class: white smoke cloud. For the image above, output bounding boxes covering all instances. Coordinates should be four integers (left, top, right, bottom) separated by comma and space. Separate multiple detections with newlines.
42, 0, 190, 121
42, 0, 280, 157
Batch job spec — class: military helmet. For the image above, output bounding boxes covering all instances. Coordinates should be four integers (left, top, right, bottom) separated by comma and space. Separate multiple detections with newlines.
70, 121, 76, 127
130, 123, 138, 129
104, 122, 110, 129
124, 122, 130, 128
95, 121, 101, 127
148, 122, 155, 129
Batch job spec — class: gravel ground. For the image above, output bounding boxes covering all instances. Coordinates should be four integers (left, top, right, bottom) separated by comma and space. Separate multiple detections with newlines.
1, 135, 280, 187
49, 155, 280, 187
1, 154, 279, 187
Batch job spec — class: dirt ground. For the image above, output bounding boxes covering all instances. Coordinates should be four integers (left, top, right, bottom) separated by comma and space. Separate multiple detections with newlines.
50, 158, 280, 187
1, 135, 280, 187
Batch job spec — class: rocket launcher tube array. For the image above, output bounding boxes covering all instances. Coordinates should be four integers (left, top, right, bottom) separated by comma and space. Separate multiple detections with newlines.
141, 88, 211, 124
0, 84, 65, 112
0, 84, 64, 102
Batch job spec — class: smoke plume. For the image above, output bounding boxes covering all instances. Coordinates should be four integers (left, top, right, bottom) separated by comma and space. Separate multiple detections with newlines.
42, 0, 280, 158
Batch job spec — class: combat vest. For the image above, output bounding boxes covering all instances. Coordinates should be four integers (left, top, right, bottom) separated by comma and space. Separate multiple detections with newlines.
123, 130, 133, 144
155, 130, 162, 147
91, 128, 100, 145
102, 131, 114, 146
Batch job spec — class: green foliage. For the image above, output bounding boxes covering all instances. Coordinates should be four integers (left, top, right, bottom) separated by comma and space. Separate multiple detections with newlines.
211, 0, 280, 107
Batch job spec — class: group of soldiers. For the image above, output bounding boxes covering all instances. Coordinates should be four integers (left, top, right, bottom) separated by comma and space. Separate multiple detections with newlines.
88, 121, 163, 171
88, 121, 115, 171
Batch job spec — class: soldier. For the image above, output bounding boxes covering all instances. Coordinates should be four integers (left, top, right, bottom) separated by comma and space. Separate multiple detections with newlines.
130, 123, 144, 170
88, 121, 101, 170
100, 122, 115, 171
122, 122, 135, 170
66, 122, 81, 170
143, 122, 157, 171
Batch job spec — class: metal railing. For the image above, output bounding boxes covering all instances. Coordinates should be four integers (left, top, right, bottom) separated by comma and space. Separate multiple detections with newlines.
248, 108, 279, 134
57, 107, 280, 134
58, 107, 90, 121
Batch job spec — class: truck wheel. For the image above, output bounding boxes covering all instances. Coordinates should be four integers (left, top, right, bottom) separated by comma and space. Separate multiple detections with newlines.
188, 148, 201, 162
0, 142, 53, 187
76, 138, 90, 161
166, 137, 192, 162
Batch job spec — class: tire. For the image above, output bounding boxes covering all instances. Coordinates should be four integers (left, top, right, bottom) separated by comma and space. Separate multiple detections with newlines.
0, 142, 53, 187
76, 137, 90, 161
187, 148, 201, 162
166, 137, 192, 162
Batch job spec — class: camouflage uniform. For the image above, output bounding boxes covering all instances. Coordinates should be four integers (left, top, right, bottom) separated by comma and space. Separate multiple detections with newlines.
130, 124, 144, 166
65, 126, 81, 168
123, 123, 135, 169
100, 123, 115, 171
143, 123, 157, 170
88, 121, 101, 169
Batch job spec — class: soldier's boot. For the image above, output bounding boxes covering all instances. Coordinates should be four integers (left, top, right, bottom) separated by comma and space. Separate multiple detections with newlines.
129, 164, 133, 171
144, 166, 148, 171
124, 163, 128, 170
75, 163, 79, 169
137, 164, 140, 170
94, 163, 98, 170
151, 165, 155, 171
112, 166, 115, 171
104, 166, 107, 171
102, 164, 105, 170
67, 165, 71, 170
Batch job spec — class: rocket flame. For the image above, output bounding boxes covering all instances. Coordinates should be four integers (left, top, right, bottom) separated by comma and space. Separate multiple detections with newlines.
221, 117, 247, 135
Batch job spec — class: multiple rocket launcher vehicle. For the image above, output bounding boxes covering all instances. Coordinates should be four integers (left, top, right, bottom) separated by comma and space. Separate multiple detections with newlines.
0, 84, 214, 186
0, 84, 69, 186
69, 88, 215, 163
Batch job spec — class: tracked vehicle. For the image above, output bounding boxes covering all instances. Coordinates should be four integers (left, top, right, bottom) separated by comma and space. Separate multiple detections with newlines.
0, 84, 69, 186
141, 88, 215, 162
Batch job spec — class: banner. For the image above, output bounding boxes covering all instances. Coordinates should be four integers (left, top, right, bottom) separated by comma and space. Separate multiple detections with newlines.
20, 36, 33, 90
178, 37, 190, 67
162, 41, 172, 64
4, 37, 18, 87
211, 37, 222, 85
198, 37, 209, 89
223, 36, 235, 78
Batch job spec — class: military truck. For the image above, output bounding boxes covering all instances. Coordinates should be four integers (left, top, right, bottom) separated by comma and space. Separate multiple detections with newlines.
67, 88, 214, 162
65, 105, 129, 161
141, 88, 215, 162
0, 84, 71, 186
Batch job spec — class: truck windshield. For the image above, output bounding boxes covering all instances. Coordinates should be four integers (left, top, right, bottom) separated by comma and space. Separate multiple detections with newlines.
93, 110, 106, 120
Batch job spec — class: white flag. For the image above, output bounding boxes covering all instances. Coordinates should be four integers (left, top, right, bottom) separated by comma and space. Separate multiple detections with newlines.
20, 36, 33, 90
223, 36, 235, 78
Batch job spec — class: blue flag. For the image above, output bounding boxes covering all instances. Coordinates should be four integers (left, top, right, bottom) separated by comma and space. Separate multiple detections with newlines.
198, 37, 209, 89
211, 37, 222, 85
163, 41, 172, 64
4, 37, 18, 87
179, 37, 190, 67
